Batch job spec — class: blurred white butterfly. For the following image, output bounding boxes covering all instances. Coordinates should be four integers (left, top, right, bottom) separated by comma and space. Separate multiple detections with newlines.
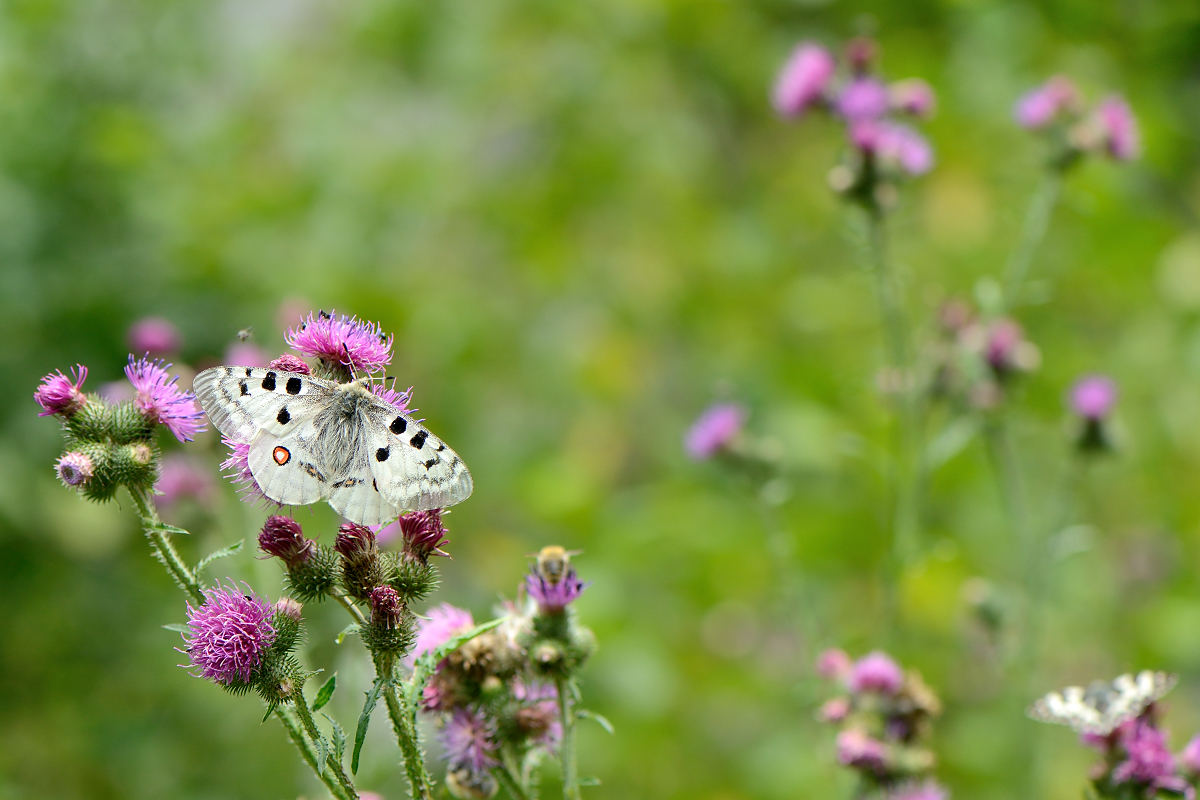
1027, 670, 1176, 735
194, 366, 473, 525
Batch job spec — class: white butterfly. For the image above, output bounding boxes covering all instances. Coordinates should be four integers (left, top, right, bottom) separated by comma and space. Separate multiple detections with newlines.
194, 366, 472, 525
1027, 670, 1176, 735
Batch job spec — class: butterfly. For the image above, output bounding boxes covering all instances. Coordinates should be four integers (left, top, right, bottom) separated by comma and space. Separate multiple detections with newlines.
1027, 670, 1177, 735
194, 366, 472, 525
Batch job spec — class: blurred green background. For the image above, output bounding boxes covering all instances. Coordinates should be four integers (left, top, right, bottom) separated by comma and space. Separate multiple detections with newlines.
3, 0, 1200, 797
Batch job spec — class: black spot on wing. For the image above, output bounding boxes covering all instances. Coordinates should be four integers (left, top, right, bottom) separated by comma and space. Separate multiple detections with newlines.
436, 443, 445, 451
286, 377, 302, 395
262, 372, 277, 391
390, 417, 406, 435
239, 381, 249, 396
332, 477, 363, 488
376, 447, 389, 462
245, 368, 253, 377
301, 462, 327, 482
409, 430, 428, 449
424, 458, 437, 469
277, 407, 290, 425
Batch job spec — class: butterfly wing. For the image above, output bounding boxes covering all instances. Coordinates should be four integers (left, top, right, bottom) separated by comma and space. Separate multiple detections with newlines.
247, 425, 326, 506
362, 399, 473, 513
1027, 672, 1178, 735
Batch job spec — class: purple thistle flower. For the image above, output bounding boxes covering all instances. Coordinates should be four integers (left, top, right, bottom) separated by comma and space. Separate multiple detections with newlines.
1014, 75, 1081, 130
872, 122, 934, 175
818, 697, 851, 722
685, 403, 745, 460
526, 569, 588, 614
1070, 375, 1117, 420
219, 436, 274, 505
816, 648, 853, 680
411, 603, 475, 663
1112, 721, 1178, 787
1096, 95, 1140, 161
1181, 734, 1200, 774
34, 365, 88, 417
372, 382, 415, 414
125, 356, 206, 442
772, 43, 836, 119
266, 354, 311, 375
55, 451, 94, 487
370, 585, 404, 629
847, 651, 904, 695
127, 317, 181, 356
259, 515, 314, 567
837, 77, 890, 122
885, 780, 949, 800
181, 583, 276, 686
439, 707, 500, 772
513, 680, 562, 751
155, 454, 216, 507
286, 311, 393, 376
335, 522, 377, 561
835, 728, 889, 772
394, 509, 450, 559
889, 79, 936, 118
984, 319, 1026, 372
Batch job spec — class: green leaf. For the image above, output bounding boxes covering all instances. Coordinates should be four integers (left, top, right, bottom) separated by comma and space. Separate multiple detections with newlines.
322, 712, 348, 765
161, 623, 188, 633
406, 617, 504, 706
312, 672, 337, 712
577, 709, 614, 734
315, 730, 328, 776
195, 539, 244, 574
923, 417, 978, 471
336, 623, 360, 645
152, 522, 191, 537
261, 702, 278, 724
578, 776, 602, 787
352, 677, 386, 775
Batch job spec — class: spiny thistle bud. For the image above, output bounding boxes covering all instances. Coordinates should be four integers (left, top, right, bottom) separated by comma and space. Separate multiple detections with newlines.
336, 522, 383, 600
55, 452, 94, 488
265, 354, 311, 374
362, 585, 414, 656
390, 552, 439, 603
270, 597, 304, 654
34, 365, 89, 418
259, 516, 315, 567
399, 509, 450, 562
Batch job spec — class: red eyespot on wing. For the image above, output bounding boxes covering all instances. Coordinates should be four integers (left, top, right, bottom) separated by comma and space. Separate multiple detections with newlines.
273, 446, 291, 465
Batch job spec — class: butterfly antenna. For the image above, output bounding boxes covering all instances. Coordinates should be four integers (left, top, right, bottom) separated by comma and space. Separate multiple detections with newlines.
341, 342, 360, 382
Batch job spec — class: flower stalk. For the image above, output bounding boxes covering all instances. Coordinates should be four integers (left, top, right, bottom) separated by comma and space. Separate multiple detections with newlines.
1002, 169, 1064, 311
555, 675, 580, 800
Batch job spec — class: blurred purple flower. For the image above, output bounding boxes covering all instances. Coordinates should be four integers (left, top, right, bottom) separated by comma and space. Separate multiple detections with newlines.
837, 77, 890, 121
128, 317, 181, 356
223, 342, 268, 368
125, 356, 206, 442
155, 454, 216, 506
1112, 721, 1178, 788
773, 43, 836, 118
1181, 734, 1200, 774
1014, 76, 1081, 129
685, 403, 745, 460
513, 680, 562, 751
286, 311, 393, 375
889, 79, 936, 118
1070, 375, 1117, 420
885, 780, 949, 800
847, 651, 904, 695
439, 707, 499, 772
181, 583, 275, 686
984, 319, 1025, 372
816, 648, 853, 680
35, 365, 89, 418
819, 697, 850, 722
1096, 95, 1140, 161
55, 452, 94, 487
836, 728, 889, 772
410, 603, 475, 664
526, 569, 588, 614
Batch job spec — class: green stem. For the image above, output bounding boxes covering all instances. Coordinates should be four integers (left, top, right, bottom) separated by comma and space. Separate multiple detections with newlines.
863, 208, 922, 594
292, 690, 360, 800
127, 486, 204, 605
494, 763, 532, 800
333, 592, 369, 626
554, 676, 580, 800
382, 678, 435, 800
1002, 169, 1064, 311
277, 706, 352, 800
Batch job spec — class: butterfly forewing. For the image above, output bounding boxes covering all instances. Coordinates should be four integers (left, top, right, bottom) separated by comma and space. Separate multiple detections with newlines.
363, 400, 473, 513
1027, 671, 1176, 735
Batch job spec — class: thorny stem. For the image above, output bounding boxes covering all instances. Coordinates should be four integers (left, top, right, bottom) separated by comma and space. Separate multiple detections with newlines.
128, 486, 204, 605
495, 762, 533, 800
863, 207, 922, 605
333, 591, 369, 626
382, 678, 435, 800
292, 688, 360, 800
554, 675, 581, 800
277, 706, 352, 800
1002, 169, 1064, 311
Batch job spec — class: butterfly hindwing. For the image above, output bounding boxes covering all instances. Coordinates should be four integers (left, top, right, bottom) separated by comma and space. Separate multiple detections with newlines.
1027, 671, 1176, 735
247, 426, 325, 506
363, 402, 473, 512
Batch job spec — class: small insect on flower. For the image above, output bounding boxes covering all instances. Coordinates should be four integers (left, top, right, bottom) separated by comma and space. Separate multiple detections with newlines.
526, 548, 589, 614
533, 545, 582, 585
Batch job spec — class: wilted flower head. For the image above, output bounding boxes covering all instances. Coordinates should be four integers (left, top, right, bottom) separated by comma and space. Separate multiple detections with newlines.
266, 354, 311, 374
885, 779, 949, 800
526, 568, 588, 614
773, 43, 836, 118
837, 77, 890, 122
513, 680, 562, 751
848, 651, 905, 695
836, 728, 889, 772
128, 317, 181, 356
439, 707, 500, 772
55, 451, 94, 487
125, 356, 206, 442
220, 436, 272, 505
181, 583, 276, 686
1014, 75, 1081, 129
155, 454, 216, 507
34, 365, 88, 417
685, 403, 745, 460
411, 604, 475, 662
889, 79, 936, 118
1070, 375, 1117, 420
1095, 95, 1139, 161
286, 311, 393, 375
259, 515, 314, 567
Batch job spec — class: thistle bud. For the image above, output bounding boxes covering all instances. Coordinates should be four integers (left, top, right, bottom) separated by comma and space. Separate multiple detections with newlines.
266, 354, 311, 374
259, 516, 314, 567
270, 597, 304, 654
369, 585, 403, 629
362, 585, 414, 656
336, 522, 384, 600
55, 452, 94, 488
399, 509, 450, 562
445, 766, 498, 800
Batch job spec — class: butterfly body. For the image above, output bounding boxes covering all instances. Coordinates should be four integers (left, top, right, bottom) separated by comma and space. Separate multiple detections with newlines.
194, 366, 472, 524
1027, 670, 1176, 735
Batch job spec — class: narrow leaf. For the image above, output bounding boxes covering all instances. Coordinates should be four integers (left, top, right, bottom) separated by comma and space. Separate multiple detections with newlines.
352, 678, 386, 774
195, 539, 244, 574
315, 731, 328, 776
322, 712, 348, 764
261, 702, 278, 724
577, 709, 614, 735
312, 672, 337, 712
152, 522, 191, 537
161, 623, 188, 633
407, 617, 504, 706
336, 623, 360, 645
578, 777, 602, 787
